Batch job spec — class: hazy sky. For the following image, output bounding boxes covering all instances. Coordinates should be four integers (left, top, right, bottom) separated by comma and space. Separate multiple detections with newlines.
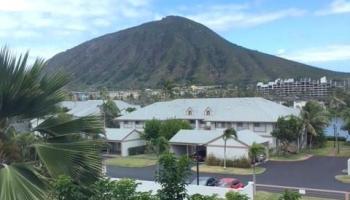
1, 0, 349, 72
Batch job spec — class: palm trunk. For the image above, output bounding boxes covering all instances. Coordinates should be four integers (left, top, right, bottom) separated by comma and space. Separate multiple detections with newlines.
224, 140, 227, 169
297, 137, 300, 153
309, 134, 313, 150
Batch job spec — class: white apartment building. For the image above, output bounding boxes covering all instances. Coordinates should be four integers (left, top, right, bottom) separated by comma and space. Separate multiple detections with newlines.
116, 97, 300, 146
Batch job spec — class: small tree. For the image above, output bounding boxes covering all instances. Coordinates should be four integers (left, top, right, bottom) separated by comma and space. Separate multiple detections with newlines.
271, 116, 302, 153
159, 119, 192, 140
222, 128, 237, 169
279, 190, 301, 200
101, 99, 121, 128
249, 143, 266, 195
156, 153, 191, 200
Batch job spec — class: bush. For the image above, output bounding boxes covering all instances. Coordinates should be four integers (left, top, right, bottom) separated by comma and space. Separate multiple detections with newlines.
189, 194, 221, 200
225, 192, 249, 200
128, 145, 146, 155
326, 136, 347, 142
205, 154, 251, 168
278, 190, 301, 200
232, 157, 251, 168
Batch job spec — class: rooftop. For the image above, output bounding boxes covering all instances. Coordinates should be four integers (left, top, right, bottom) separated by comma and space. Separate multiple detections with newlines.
61, 100, 140, 117
117, 97, 299, 122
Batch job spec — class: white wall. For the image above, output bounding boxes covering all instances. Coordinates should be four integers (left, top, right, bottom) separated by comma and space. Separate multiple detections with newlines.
121, 140, 146, 156
207, 138, 248, 159
111, 178, 254, 199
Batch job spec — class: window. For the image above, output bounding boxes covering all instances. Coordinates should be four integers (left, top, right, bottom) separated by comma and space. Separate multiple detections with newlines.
253, 123, 266, 132
204, 107, 212, 116
186, 107, 193, 116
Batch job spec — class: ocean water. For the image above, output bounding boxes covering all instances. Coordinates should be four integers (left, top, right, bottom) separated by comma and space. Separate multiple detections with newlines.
324, 118, 350, 141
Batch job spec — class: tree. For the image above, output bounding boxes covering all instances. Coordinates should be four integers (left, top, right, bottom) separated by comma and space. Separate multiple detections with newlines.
126, 107, 137, 113
156, 153, 192, 200
301, 101, 329, 149
249, 142, 266, 195
271, 116, 302, 153
101, 99, 121, 128
159, 119, 192, 140
222, 128, 237, 169
0, 47, 104, 200
143, 119, 162, 141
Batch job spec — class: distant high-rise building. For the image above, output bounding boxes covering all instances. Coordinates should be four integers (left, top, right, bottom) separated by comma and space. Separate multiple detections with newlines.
256, 76, 345, 99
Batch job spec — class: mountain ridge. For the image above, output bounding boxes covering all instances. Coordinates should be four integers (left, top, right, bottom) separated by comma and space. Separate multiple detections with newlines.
46, 16, 349, 89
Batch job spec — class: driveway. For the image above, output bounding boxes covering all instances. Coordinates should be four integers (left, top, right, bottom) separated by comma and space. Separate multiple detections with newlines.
107, 156, 350, 191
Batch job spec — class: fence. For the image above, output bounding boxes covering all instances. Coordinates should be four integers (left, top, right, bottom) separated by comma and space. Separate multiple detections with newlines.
111, 178, 254, 199
256, 184, 350, 200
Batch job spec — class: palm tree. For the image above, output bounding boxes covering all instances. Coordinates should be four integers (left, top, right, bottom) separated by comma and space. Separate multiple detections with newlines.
222, 128, 237, 169
0, 47, 104, 200
249, 142, 265, 195
328, 94, 346, 150
301, 101, 329, 150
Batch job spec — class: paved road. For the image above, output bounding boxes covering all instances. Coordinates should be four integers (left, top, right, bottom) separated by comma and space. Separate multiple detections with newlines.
107, 156, 350, 191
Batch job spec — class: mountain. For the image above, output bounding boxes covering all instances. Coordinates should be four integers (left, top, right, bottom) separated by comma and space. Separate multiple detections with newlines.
46, 16, 349, 89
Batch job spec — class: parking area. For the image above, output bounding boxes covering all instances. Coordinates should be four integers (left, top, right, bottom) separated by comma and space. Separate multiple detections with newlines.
107, 156, 350, 191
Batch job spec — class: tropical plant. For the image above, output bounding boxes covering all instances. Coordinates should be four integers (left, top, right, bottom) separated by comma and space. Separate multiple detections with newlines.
225, 191, 249, 200
301, 101, 329, 149
271, 116, 303, 153
278, 189, 301, 200
222, 128, 237, 169
159, 119, 192, 140
101, 99, 121, 128
0, 47, 104, 200
248, 142, 266, 195
156, 153, 192, 200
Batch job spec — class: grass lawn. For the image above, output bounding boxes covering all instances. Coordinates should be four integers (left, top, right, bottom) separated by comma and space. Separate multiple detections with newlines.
105, 154, 158, 168
270, 141, 350, 161
255, 191, 335, 200
269, 152, 312, 161
310, 141, 350, 157
335, 175, 350, 184
191, 164, 266, 175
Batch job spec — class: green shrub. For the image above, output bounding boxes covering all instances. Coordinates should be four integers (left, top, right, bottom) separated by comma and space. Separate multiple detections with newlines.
205, 154, 251, 168
189, 194, 221, 200
206, 154, 221, 166
278, 190, 302, 200
128, 145, 146, 155
232, 157, 251, 168
225, 191, 249, 200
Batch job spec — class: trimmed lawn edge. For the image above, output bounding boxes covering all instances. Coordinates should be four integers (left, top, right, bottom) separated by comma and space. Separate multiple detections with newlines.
335, 175, 350, 184
269, 154, 313, 162
105, 154, 158, 168
191, 164, 266, 175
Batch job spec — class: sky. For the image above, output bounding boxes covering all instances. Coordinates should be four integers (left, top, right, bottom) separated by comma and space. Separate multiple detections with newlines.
0, 0, 350, 72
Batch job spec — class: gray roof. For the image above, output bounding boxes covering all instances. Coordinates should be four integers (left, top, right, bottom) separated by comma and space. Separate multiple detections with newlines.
61, 100, 140, 117
117, 97, 299, 122
169, 129, 223, 145
105, 128, 137, 141
236, 129, 269, 146
169, 129, 269, 146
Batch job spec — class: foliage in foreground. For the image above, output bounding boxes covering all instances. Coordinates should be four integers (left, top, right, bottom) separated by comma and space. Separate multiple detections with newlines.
0, 47, 105, 200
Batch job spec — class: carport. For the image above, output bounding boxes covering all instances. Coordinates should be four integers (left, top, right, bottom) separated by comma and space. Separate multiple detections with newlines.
169, 129, 223, 158
105, 128, 145, 156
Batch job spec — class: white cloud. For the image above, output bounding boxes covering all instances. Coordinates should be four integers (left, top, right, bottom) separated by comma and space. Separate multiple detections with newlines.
279, 44, 350, 63
315, 0, 350, 15
181, 4, 306, 31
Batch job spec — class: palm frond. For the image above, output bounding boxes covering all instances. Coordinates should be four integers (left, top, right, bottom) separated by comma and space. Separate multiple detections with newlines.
0, 47, 69, 121
34, 140, 104, 184
0, 163, 47, 200
34, 115, 104, 138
